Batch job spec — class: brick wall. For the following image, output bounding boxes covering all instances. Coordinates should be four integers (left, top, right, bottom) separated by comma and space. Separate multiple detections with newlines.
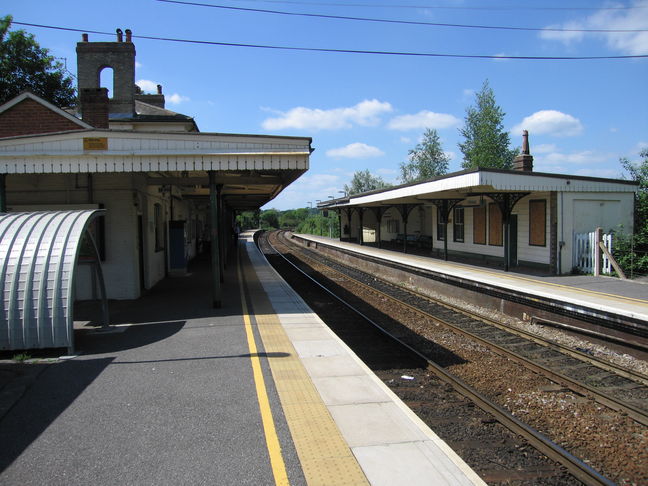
0, 99, 83, 138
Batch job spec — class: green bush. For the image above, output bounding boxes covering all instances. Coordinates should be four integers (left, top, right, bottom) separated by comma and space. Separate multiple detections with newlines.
612, 230, 648, 278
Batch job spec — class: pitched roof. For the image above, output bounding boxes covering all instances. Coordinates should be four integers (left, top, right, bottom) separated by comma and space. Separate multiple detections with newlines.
0, 92, 92, 138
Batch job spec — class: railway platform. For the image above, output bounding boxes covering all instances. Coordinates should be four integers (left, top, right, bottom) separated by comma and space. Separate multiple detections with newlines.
294, 234, 648, 327
0, 231, 484, 486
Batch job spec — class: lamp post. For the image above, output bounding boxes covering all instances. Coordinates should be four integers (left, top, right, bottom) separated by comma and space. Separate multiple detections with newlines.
327, 196, 334, 238
316, 200, 322, 236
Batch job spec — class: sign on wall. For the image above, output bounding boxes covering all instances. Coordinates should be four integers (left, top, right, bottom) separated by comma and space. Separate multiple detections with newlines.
83, 137, 108, 150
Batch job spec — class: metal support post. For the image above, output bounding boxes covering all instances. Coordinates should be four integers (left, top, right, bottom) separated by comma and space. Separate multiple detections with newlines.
0, 174, 6, 212
208, 171, 222, 308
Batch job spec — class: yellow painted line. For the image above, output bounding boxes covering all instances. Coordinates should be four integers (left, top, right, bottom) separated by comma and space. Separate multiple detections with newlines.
238, 256, 290, 486
240, 244, 369, 486
431, 261, 648, 306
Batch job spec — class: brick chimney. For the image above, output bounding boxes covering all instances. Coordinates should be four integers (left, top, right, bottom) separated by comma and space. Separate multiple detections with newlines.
80, 88, 109, 128
513, 130, 534, 172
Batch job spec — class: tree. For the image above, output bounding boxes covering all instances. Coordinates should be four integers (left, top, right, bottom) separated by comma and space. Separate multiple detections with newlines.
279, 208, 310, 229
620, 148, 648, 224
400, 128, 449, 183
259, 209, 280, 230
458, 80, 517, 170
344, 169, 391, 196
613, 148, 648, 278
0, 15, 76, 106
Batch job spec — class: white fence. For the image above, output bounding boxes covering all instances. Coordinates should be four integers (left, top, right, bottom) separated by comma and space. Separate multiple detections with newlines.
573, 231, 613, 275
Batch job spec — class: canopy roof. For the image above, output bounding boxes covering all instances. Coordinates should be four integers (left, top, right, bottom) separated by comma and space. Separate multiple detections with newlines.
320, 168, 638, 209
0, 129, 312, 210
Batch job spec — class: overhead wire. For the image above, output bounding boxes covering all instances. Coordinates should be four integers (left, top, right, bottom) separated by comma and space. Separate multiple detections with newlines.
156, 0, 648, 33
209, 0, 647, 11
12, 21, 648, 60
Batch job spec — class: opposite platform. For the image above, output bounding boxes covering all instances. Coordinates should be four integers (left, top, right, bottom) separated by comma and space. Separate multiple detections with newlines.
294, 234, 648, 324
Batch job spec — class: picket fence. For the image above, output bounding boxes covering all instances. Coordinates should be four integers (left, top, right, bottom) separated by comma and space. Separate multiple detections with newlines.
573, 231, 613, 274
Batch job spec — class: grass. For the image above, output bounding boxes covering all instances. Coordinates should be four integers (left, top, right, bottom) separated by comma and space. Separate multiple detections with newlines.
12, 353, 32, 362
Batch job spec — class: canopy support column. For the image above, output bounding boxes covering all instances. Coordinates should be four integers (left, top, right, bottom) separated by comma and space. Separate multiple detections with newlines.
0, 174, 6, 212
487, 192, 529, 271
208, 171, 222, 308
425, 199, 463, 261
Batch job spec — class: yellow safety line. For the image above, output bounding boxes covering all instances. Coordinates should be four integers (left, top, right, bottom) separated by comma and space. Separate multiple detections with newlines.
238, 255, 290, 486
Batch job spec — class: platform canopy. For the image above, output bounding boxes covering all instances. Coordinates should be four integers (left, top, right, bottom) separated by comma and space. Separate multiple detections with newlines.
319, 168, 638, 209
0, 210, 106, 352
0, 129, 312, 210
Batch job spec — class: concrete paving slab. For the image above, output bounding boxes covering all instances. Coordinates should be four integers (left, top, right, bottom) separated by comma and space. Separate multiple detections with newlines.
292, 339, 348, 358
283, 326, 336, 342
313, 375, 393, 406
329, 401, 430, 447
300, 355, 367, 378
353, 441, 480, 486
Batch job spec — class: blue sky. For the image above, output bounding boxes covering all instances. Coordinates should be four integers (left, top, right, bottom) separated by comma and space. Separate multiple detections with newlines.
6, 0, 648, 210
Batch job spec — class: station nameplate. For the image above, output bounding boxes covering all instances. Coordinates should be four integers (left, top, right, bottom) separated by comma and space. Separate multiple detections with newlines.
83, 137, 108, 150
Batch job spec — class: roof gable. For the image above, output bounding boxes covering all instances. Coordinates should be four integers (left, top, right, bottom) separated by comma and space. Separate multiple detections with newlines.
0, 92, 91, 138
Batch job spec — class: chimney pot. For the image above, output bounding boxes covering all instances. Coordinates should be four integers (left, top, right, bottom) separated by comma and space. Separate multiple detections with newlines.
116, 28, 123, 42
125, 29, 132, 42
82, 33, 89, 42
157, 84, 163, 94
513, 130, 533, 172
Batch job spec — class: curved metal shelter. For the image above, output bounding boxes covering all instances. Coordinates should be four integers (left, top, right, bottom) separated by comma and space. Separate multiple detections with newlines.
0, 210, 107, 353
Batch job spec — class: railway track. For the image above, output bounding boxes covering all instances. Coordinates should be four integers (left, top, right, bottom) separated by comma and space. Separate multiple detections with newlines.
260, 230, 648, 485
276, 231, 648, 425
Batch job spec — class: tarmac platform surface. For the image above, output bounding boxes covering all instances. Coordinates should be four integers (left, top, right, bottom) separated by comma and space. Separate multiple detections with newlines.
0, 232, 483, 486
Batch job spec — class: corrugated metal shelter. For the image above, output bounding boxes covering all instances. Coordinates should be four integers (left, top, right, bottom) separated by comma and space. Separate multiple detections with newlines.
0, 210, 107, 353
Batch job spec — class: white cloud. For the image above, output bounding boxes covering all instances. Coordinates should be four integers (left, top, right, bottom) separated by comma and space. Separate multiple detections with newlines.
462, 88, 475, 99
261, 99, 393, 131
167, 93, 190, 105
326, 143, 385, 159
492, 53, 511, 62
136, 79, 158, 93
136, 80, 188, 104
387, 110, 460, 131
540, 1, 648, 55
539, 21, 586, 45
534, 143, 558, 154
512, 110, 583, 137
534, 149, 615, 174
574, 168, 623, 178
400, 136, 412, 144
376, 167, 398, 177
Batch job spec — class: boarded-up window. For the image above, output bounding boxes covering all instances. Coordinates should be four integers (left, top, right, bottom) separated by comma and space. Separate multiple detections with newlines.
488, 203, 502, 246
529, 199, 546, 246
473, 206, 486, 245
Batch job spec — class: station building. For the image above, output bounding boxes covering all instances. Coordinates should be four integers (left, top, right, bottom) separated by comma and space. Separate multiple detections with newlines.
0, 29, 311, 303
319, 133, 638, 275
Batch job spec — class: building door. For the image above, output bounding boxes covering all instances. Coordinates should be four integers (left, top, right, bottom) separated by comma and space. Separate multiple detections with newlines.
509, 214, 518, 266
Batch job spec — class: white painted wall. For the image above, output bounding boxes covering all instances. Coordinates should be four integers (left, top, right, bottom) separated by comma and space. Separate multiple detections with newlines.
558, 192, 634, 274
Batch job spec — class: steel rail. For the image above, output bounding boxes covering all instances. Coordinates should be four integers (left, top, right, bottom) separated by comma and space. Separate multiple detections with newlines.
265, 231, 616, 486
279, 232, 648, 426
